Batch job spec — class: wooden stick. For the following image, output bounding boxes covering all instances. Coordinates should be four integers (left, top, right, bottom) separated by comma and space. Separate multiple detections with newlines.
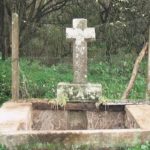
146, 27, 150, 100
121, 43, 148, 100
12, 13, 19, 101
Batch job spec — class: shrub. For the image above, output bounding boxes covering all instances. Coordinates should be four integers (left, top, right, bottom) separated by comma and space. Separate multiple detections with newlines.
0, 59, 11, 104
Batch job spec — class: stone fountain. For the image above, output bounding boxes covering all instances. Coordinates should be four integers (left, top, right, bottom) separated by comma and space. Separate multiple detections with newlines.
0, 16, 150, 150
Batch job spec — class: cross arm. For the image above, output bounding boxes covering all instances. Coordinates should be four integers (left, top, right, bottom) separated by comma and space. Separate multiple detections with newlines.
66, 28, 76, 41
84, 28, 95, 41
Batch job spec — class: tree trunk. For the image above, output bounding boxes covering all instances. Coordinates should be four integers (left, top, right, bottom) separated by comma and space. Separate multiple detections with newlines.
0, 0, 5, 60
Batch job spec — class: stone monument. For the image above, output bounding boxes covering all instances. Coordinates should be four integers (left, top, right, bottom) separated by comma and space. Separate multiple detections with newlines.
57, 18, 102, 102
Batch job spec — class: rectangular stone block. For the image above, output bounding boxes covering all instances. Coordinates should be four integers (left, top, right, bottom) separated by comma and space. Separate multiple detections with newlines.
125, 105, 150, 129
67, 111, 87, 129
57, 82, 102, 102
32, 110, 68, 130
0, 102, 32, 131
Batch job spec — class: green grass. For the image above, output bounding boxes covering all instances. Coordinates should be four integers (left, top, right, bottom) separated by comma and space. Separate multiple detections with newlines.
0, 54, 147, 104
88, 59, 146, 100
127, 141, 150, 150
1, 142, 150, 150
0, 145, 7, 150
0, 59, 11, 104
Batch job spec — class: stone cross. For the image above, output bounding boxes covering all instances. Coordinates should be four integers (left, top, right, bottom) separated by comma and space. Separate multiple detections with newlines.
66, 19, 95, 83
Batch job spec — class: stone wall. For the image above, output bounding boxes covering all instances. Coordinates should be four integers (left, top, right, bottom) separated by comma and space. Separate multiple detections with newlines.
125, 108, 140, 129
32, 110, 125, 130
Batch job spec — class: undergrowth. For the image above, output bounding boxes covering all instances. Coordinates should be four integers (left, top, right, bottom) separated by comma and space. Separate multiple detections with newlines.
127, 141, 150, 150
0, 145, 7, 150
0, 54, 147, 104
1, 142, 150, 150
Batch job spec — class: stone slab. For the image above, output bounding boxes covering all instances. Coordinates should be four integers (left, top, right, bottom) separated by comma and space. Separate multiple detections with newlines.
125, 105, 150, 129
125, 107, 140, 129
32, 110, 125, 130
67, 111, 87, 129
0, 102, 32, 131
32, 110, 68, 130
57, 82, 102, 102
87, 111, 125, 129
0, 129, 150, 149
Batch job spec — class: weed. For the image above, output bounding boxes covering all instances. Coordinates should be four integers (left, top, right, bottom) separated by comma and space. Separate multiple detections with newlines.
0, 56, 147, 103
0, 145, 7, 150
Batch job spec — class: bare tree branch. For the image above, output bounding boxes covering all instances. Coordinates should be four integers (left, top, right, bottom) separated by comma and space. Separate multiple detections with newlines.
121, 43, 148, 100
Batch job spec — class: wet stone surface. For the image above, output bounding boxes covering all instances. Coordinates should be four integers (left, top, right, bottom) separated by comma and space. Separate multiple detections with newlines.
57, 82, 102, 102
32, 110, 68, 130
32, 109, 126, 130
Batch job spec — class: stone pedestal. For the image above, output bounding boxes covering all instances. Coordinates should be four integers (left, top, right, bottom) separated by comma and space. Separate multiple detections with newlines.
57, 82, 102, 102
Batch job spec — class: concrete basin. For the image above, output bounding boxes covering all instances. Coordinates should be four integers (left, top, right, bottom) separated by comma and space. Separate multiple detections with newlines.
0, 100, 150, 149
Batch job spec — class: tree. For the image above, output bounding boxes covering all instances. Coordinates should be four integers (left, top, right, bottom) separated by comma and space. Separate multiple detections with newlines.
0, 0, 5, 60
1, 0, 150, 61
1, 0, 71, 59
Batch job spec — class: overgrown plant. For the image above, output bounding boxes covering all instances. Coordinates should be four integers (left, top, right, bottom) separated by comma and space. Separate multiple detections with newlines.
0, 55, 147, 104
0, 145, 7, 150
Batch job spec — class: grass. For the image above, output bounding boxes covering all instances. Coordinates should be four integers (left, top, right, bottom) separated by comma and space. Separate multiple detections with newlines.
127, 141, 150, 150
0, 54, 147, 104
1, 142, 150, 150
0, 59, 11, 104
0, 145, 7, 150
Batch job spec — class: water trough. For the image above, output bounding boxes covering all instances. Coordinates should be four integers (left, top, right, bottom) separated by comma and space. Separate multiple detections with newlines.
0, 101, 150, 149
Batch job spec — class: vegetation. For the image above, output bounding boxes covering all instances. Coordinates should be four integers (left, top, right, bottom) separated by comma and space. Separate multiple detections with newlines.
0, 0, 149, 102
0, 145, 7, 150
0, 52, 147, 104
127, 141, 150, 150
0, 59, 11, 104
0, 141, 150, 150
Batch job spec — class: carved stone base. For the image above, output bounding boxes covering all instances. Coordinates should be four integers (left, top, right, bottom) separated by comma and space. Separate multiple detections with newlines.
57, 82, 102, 102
